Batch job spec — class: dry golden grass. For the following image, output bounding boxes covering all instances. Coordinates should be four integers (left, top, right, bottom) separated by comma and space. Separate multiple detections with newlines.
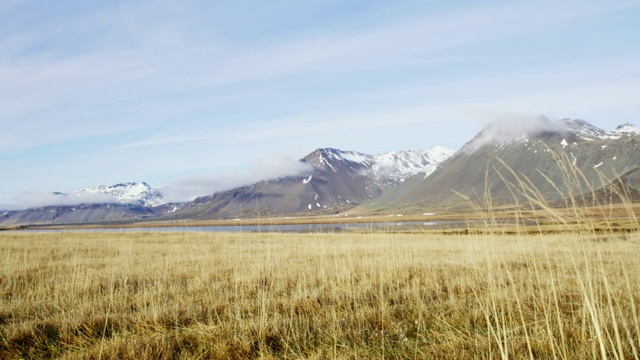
1, 230, 639, 359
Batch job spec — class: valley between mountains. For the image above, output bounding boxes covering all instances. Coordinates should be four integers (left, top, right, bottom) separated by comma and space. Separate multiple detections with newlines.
2, 118, 640, 227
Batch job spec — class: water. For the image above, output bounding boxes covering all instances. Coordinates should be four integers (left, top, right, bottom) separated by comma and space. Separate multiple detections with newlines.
12, 220, 472, 233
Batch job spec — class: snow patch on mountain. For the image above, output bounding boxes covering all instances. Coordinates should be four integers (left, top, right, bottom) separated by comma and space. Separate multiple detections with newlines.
613, 123, 640, 134
75, 182, 164, 207
305, 147, 454, 183
341, 151, 373, 165
371, 147, 454, 181
561, 119, 610, 140
307, 148, 372, 168
561, 119, 640, 140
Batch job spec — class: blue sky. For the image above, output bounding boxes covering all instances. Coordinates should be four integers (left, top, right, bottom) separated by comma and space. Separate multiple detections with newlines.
1, 0, 639, 208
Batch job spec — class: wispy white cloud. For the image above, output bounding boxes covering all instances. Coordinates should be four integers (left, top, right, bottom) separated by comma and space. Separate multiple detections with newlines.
0, 154, 313, 209
1, 0, 639, 206
460, 108, 567, 150
2, 1, 633, 149
158, 154, 313, 203
118, 103, 462, 151
492, 79, 640, 118
0, 192, 120, 211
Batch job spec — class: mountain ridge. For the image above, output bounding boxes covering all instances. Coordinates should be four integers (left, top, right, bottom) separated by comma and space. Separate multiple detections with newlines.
2, 117, 639, 227
0, 147, 452, 225
365, 118, 640, 212
169, 146, 453, 220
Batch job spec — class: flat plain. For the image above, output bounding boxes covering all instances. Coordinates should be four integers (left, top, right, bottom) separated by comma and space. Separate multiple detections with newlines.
1, 228, 639, 359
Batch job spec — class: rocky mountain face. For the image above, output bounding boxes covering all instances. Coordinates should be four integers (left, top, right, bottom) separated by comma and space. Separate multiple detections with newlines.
368, 119, 640, 211
169, 147, 454, 220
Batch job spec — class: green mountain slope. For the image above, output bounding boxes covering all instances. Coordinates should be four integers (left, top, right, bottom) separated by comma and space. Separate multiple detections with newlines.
367, 119, 640, 212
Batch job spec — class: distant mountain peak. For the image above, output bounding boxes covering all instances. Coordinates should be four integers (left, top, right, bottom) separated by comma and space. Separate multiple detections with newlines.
301, 146, 453, 184
614, 123, 640, 134
561, 119, 640, 140
560, 118, 609, 140
75, 182, 164, 207
461, 117, 640, 154
371, 147, 454, 181
460, 116, 568, 153
303, 148, 373, 172
310, 148, 369, 160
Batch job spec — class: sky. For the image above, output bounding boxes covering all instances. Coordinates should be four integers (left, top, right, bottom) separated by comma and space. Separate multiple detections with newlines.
1, 0, 639, 209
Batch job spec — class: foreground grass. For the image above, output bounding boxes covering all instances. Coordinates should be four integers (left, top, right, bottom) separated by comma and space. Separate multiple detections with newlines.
0, 231, 639, 359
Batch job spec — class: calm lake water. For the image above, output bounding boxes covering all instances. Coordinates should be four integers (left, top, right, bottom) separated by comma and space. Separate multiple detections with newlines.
15, 221, 473, 233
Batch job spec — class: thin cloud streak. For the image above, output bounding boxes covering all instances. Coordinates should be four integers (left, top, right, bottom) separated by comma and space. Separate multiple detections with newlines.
158, 154, 313, 203
0, 154, 313, 209
1, 1, 633, 151
118, 105, 461, 150
1, 192, 122, 211
1, 0, 639, 207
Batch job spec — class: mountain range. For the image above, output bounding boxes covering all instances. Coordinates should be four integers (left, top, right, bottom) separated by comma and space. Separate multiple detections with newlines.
2, 118, 639, 227
0, 147, 454, 225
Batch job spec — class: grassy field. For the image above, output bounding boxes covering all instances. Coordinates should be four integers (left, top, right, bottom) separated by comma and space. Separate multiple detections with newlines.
1, 230, 639, 359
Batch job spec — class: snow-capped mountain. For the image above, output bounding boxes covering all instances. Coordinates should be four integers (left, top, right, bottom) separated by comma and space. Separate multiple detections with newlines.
0, 147, 453, 225
9, 116, 639, 225
565, 119, 640, 139
303, 146, 454, 183
371, 147, 454, 182
371, 118, 640, 210
461, 117, 640, 153
613, 123, 640, 135
74, 182, 164, 207
0, 182, 175, 226
169, 146, 453, 219
0, 180, 174, 226
561, 118, 613, 140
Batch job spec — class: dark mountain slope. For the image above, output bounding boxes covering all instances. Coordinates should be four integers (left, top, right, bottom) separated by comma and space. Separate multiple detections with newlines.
170, 147, 452, 219
0, 204, 162, 226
